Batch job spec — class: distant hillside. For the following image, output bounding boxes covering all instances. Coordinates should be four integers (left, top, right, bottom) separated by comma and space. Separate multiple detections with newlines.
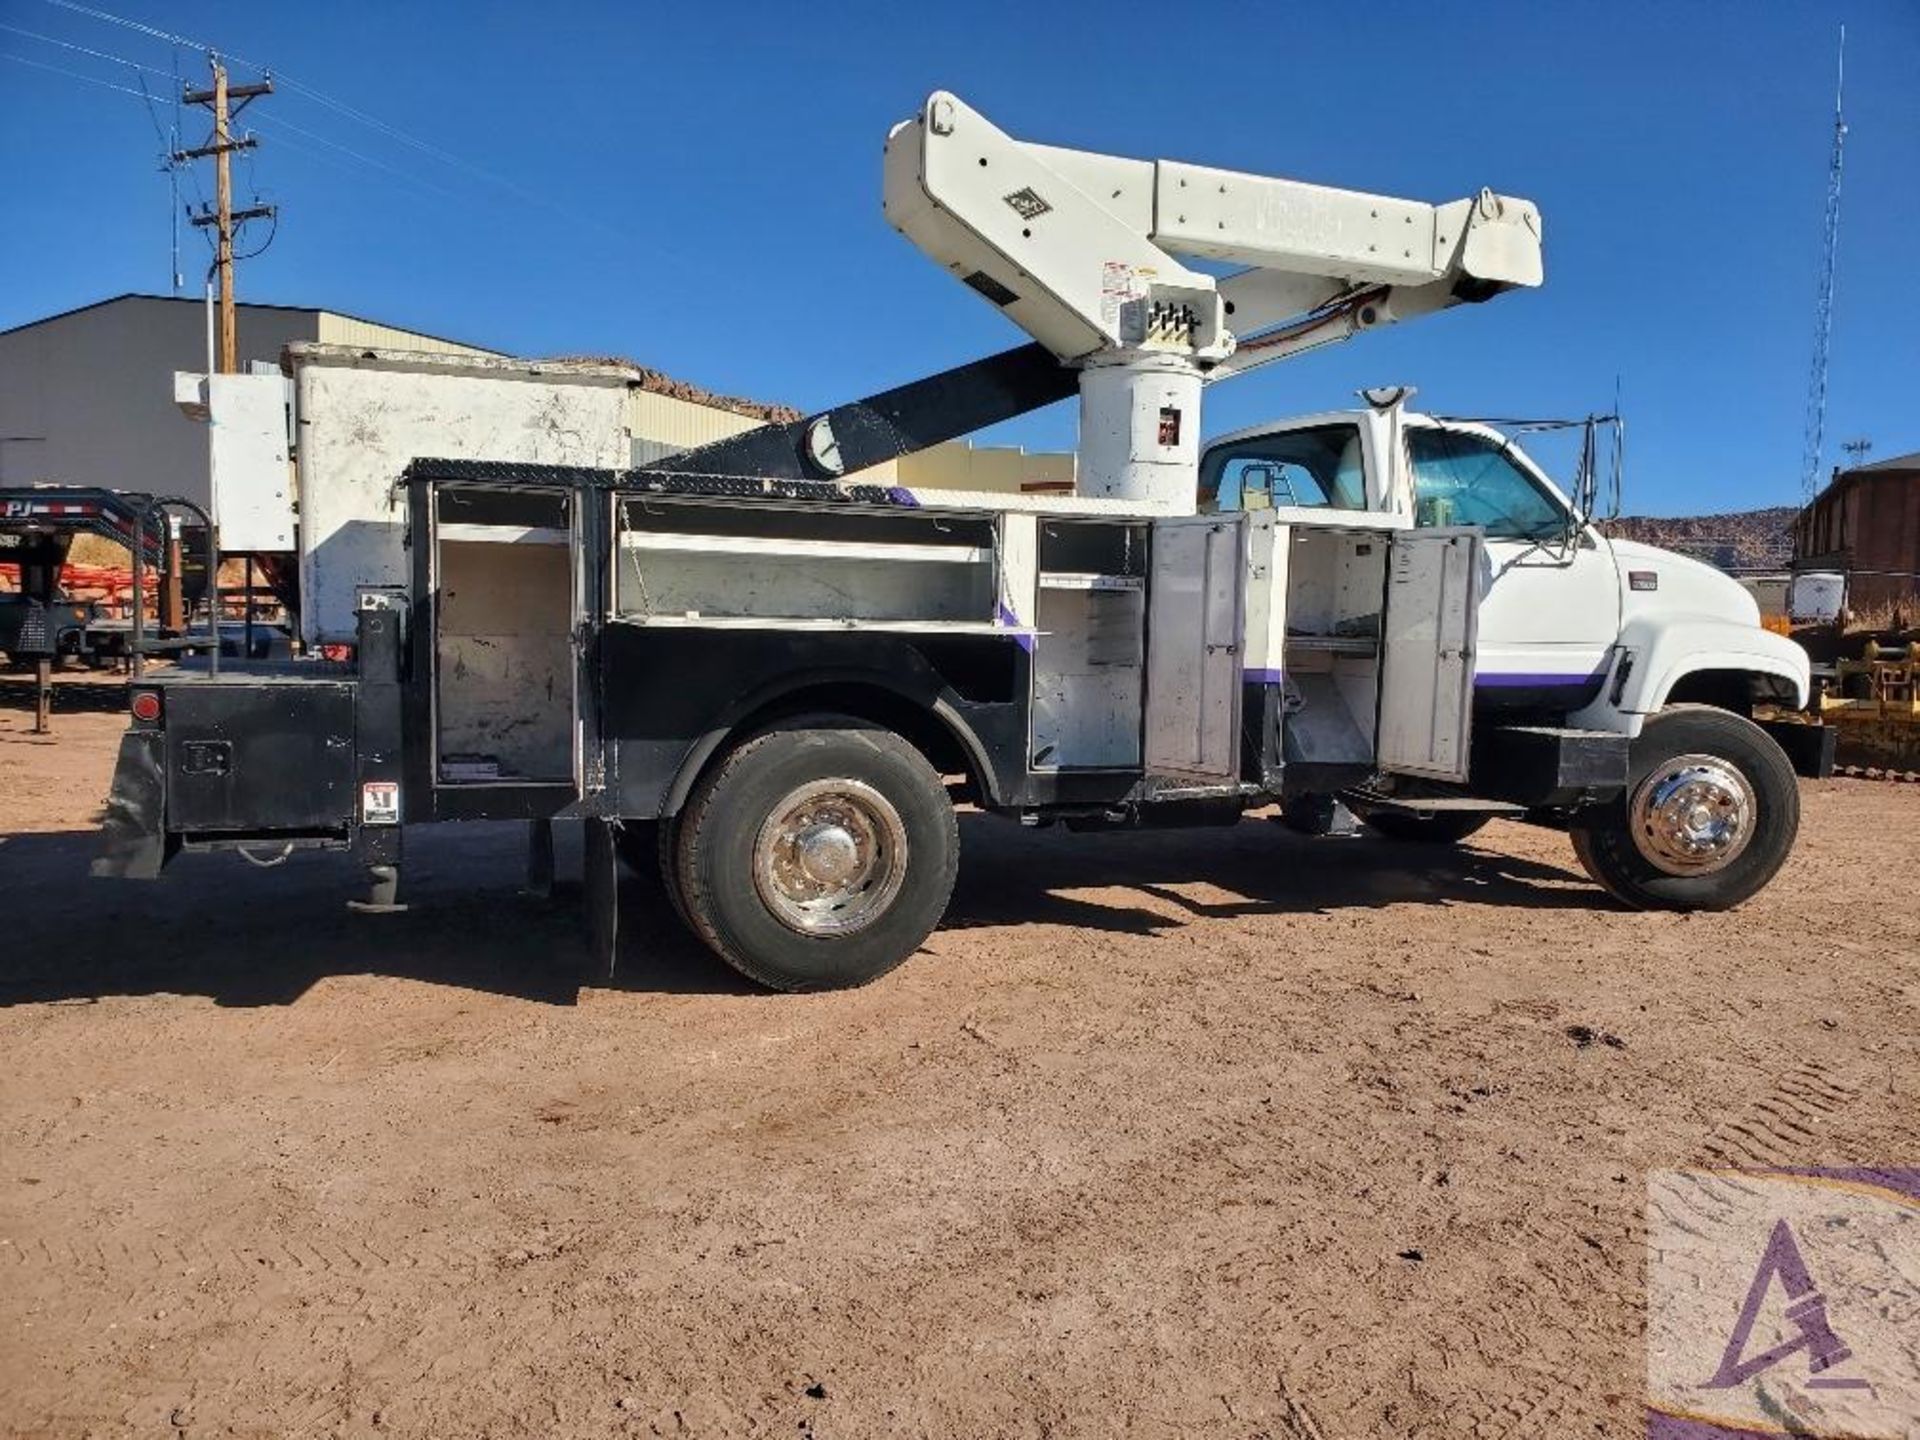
1598, 506, 1796, 572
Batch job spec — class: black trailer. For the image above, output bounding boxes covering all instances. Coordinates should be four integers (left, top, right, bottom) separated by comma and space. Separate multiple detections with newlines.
1, 487, 176, 663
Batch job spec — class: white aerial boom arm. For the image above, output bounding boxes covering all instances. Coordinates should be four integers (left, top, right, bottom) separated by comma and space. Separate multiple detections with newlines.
884, 91, 1542, 376
883, 92, 1542, 507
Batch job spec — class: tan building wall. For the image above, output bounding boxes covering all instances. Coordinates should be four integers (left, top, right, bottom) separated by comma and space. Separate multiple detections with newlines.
897, 441, 1075, 494
628, 390, 764, 457
314, 313, 498, 359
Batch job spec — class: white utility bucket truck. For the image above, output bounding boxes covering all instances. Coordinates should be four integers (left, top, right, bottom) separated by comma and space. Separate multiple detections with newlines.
95, 92, 1811, 990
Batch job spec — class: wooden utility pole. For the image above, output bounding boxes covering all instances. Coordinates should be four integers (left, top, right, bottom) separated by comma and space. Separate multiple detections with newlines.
176, 56, 274, 374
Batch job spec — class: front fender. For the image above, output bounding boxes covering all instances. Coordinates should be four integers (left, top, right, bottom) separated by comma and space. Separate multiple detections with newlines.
1601, 616, 1810, 718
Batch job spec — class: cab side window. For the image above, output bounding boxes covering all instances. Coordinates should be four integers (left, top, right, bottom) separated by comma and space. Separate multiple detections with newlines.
1406, 429, 1566, 540
1198, 425, 1367, 513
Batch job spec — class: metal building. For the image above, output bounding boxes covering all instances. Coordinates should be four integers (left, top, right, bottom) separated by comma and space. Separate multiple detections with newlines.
0, 294, 1074, 514
1791, 451, 1920, 609
0, 295, 497, 508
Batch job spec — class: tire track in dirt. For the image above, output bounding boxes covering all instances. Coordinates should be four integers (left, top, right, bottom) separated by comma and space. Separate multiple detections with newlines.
1698, 1058, 1858, 1171
1374, 1000, 1650, 1440
3, 1233, 541, 1435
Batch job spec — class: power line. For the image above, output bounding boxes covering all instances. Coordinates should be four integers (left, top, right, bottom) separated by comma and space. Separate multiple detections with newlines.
0, 18, 167, 74
232, 208, 279, 264
244, 116, 467, 203
32, 0, 514, 182
30, 0, 621, 239
34, 0, 215, 57
19, 0, 632, 283
0, 38, 210, 286
137, 71, 200, 289
0, 49, 150, 98
5, 47, 455, 210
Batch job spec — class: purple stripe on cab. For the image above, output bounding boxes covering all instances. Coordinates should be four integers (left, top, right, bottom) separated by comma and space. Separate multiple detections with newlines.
1243, 668, 1596, 690
1475, 667, 1608, 689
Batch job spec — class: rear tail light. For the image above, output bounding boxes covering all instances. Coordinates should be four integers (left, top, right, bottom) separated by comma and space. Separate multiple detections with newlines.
129, 689, 162, 723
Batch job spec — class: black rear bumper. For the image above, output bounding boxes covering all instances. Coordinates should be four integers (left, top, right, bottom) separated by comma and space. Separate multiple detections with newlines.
91, 676, 360, 878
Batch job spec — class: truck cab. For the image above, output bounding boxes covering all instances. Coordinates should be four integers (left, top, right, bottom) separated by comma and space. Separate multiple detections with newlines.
1197, 398, 1817, 914
1200, 400, 1811, 737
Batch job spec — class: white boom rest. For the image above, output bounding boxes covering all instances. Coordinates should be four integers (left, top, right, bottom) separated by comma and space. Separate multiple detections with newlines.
883, 91, 1543, 509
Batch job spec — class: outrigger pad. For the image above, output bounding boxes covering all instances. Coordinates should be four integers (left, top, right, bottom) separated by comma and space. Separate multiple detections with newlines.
584, 818, 619, 979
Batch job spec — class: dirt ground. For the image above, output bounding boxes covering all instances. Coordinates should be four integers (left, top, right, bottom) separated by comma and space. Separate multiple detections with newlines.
2, 674, 1916, 1438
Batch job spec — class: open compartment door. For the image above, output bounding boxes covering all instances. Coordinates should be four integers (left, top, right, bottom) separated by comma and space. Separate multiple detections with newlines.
1144, 513, 1245, 782
428, 484, 580, 792
1377, 527, 1481, 782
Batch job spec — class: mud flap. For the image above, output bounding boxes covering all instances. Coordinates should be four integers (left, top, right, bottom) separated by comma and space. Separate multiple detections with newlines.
91, 730, 170, 879
1758, 718, 1837, 779
584, 817, 619, 979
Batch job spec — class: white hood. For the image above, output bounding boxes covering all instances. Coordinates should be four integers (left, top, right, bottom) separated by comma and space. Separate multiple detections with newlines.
1606, 538, 1762, 627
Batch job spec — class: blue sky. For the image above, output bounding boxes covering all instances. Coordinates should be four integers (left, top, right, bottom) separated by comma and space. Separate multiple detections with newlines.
2, 0, 1915, 516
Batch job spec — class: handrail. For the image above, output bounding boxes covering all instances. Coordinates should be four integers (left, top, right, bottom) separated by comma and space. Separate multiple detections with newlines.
129, 496, 220, 680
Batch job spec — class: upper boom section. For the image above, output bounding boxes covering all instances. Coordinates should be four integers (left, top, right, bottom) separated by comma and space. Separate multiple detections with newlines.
883, 91, 1543, 378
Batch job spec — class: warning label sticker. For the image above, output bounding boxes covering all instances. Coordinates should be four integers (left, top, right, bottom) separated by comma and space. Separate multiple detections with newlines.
361, 781, 400, 826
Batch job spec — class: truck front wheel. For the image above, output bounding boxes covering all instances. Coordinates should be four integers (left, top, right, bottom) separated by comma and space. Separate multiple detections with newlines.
1569, 705, 1798, 911
672, 716, 959, 991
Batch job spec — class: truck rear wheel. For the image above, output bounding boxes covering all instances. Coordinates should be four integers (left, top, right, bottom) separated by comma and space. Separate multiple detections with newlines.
673, 716, 959, 991
1569, 704, 1798, 911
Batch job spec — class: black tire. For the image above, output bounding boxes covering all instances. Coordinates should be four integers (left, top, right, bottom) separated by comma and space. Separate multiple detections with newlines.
1277, 794, 1342, 835
656, 809, 696, 930
1570, 704, 1799, 911
1360, 809, 1492, 845
673, 715, 958, 992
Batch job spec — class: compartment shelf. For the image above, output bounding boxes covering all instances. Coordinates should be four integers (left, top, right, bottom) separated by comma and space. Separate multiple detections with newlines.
438, 523, 569, 546
1038, 572, 1145, 592
620, 532, 989, 564
1284, 634, 1379, 656
609, 615, 1027, 635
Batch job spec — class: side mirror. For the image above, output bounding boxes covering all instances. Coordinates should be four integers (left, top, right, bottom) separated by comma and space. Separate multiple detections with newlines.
1573, 416, 1600, 528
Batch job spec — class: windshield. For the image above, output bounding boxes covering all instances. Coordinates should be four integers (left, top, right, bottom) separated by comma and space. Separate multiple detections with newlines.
1406, 428, 1567, 541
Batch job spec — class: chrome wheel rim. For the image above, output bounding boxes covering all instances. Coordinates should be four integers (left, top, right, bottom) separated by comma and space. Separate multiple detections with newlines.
753, 779, 908, 936
1628, 753, 1756, 876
